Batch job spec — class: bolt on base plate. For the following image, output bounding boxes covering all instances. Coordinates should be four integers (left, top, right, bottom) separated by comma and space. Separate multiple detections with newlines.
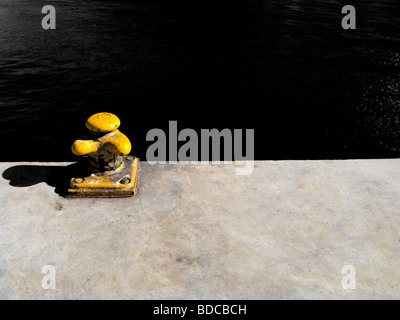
66, 156, 141, 198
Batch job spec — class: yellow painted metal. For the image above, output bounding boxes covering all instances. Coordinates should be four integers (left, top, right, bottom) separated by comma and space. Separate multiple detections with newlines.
67, 112, 140, 198
67, 156, 141, 197
71, 139, 100, 156
85, 112, 121, 133
71, 130, 131, 156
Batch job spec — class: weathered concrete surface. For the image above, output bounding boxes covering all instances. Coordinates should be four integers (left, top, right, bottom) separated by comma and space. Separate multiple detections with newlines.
1, 160, 400, 300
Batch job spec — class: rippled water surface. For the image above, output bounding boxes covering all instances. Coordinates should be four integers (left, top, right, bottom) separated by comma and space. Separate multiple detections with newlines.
0, 0, 399, 160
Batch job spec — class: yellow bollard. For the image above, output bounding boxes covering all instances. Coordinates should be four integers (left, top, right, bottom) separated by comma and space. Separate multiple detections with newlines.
67, 112, 140, 198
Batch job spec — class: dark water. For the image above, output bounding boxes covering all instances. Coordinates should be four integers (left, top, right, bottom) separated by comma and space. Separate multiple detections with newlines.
1, 0, 399, 161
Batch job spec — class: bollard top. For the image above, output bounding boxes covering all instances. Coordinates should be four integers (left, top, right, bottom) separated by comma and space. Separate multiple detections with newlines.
86, 112, 121, 133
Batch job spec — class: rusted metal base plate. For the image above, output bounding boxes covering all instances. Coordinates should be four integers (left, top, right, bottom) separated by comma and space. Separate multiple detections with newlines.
66, 156, 141, 198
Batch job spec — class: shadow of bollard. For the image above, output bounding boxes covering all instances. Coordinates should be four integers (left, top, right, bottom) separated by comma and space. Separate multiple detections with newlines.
2, 163, 79, 197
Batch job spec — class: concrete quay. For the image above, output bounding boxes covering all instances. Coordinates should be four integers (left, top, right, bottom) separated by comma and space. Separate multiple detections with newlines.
1, 160, 400, 299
